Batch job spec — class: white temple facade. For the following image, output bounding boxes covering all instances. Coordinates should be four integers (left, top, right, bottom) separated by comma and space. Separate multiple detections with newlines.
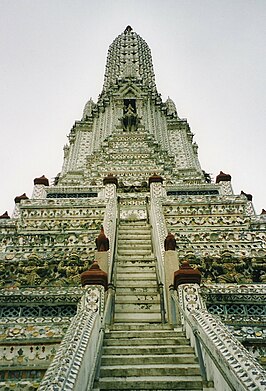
0, 26, 265, 390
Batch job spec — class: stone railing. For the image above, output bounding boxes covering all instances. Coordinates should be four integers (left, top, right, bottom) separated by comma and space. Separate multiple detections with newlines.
175, 284, 266, 391
149, 182, 169, 322
103, 184, 117, 282
149, 183, 167, 283
39, 285, 105, 391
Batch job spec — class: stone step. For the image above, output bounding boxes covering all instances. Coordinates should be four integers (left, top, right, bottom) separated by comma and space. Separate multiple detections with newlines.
116, 273, 156, 280
117, 254, 155, 260
117, 251, 151, 257
119, 222, 149, 227
101, 353, 198, 365
118, 229, 151, 235
119, 222, 150, 227
110, 323, 174, 331
95, 375, 203, 389
119, 221, 150, 227
118, 243, 152, 249
118, 237, 151, 242
116, 280, 158, 288
115, 295, 160, 303
114, 312, 161, 322
102, 345, 195, 355
105, 329, 183, 339
114, 303, 161, 314
115, 287, 159, 295
117, 255, 155, 262
119, 234, 151, 240
116, 265, 156, 272
100, 363, 201, 377
103, 336, 189, 346
116, 264, 156, 271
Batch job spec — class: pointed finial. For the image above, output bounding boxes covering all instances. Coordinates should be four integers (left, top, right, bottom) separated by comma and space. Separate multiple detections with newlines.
80, 261, 108, 290
34, 175, 49, 186
14, 193, 29, 204
124, 25, 133, 33
216, 171, 231, 183
0, 211, 10, 219
95, 226, 110, 252
240, 191, 253, 201
164, 232, 176, 251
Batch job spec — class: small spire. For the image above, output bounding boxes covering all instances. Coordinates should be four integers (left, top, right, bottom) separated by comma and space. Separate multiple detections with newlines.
0, 211, 10, 219
34, 175, 49, 186
148, 173, 163, 186
240, 190, 253, 201
80, 261, 108, 290
164, 232, 176, 251
95, 226, 110, 252
174, 260, 201, 288
124, 25, 133, 33
14, 193, 29, 204
216, 171, 231, 183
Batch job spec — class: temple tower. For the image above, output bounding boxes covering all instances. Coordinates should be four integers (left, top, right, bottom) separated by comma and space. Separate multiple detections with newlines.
0, 27, 265, 390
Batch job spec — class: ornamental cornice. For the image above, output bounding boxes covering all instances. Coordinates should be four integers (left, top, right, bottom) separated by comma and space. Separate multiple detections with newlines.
163, 194, 248, 206
18, 198, 107, 208
200, 283, 266, 295
165, 183, 219, 191
0, 287, 84, 303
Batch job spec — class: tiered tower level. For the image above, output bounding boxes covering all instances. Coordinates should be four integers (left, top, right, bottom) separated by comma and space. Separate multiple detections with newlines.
0, 27, 265, 390
59, 26, 202, 187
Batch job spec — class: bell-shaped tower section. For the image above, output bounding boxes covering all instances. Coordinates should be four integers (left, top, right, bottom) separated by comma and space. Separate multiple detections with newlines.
102, 25, 157, 95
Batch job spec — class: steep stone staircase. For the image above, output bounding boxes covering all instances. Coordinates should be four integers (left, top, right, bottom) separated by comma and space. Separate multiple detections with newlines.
93, 218, 205, 390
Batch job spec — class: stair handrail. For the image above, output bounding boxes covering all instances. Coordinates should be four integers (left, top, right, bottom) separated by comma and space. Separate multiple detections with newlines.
104, 199, 120, 326
170, 286, 266, 391
90, 199, 120, 388
149, 197, 166, 284
108, 196, 120, 287
153, 256, 166, 323
148, 196, 168, 321
38, 286, 105, 391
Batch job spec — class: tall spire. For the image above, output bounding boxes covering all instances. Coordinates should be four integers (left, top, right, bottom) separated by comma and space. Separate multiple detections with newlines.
102, 27, 157, 95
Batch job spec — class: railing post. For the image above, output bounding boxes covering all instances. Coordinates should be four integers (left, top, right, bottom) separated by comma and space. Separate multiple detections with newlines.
169, 285, 178, 327
158, 282, 166, 323
104, 283, 116, 326
193, 329, 207, 383
149, 182, 168, 323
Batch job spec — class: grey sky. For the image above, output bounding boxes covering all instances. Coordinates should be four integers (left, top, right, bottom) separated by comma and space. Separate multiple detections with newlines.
0, 0, 265, 214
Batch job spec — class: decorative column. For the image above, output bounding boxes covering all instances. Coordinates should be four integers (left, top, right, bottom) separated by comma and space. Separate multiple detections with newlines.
216, 171, 233, 195
103, 173, 117, 199
149, 174, 169, 322
164, 232, 179, 324
149, 173, 164, 198
32, 175, 49, 199
102, 174, 117, 278
241, 190, 256, 216
12, 193, 29, 218
174, 262, 202, 324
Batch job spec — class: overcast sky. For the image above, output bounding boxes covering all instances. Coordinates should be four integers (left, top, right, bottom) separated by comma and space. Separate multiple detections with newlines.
0, 0, 265, 215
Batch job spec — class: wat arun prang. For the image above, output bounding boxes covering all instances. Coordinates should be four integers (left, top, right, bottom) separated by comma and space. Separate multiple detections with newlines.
0, 26, 265, 390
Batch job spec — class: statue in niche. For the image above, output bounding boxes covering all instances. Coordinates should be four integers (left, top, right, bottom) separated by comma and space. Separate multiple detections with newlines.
164, 232, 176, 251
95, 226, 109, 252
121, 104, 139, 132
